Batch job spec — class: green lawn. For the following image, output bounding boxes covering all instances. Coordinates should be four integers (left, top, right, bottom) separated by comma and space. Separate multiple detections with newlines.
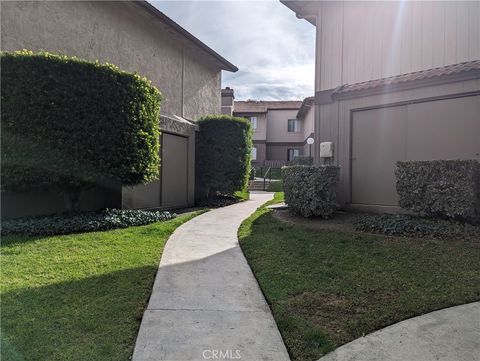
239, 203, 480, 361
254, 166, 282, 180
1, 211, 203, 361
267, 180, 283, 192
234, 190, 250, 201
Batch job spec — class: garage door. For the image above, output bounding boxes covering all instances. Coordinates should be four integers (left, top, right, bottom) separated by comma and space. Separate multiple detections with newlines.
161, 133, 188, 208
351, 95, 480, 206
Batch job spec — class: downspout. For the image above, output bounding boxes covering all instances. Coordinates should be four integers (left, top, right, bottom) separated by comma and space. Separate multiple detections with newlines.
181, 45, 185, 118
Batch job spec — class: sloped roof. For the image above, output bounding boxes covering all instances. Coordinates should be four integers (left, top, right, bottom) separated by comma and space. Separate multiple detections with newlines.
134, 1, 238, 72
234, 100, 303, 113
296, 96, 314, 119
335, 60, 480, 96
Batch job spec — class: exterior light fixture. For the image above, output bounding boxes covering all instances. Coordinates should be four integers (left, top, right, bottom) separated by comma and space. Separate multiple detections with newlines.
307, 137, 314, 164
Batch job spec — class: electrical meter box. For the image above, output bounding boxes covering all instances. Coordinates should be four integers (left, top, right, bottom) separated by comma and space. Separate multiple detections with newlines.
319, 141, 333, 158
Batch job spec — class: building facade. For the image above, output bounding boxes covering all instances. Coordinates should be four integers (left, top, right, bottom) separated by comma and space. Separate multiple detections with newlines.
283, 0, 480, 212
222, 89, 314, 166
1, 0, 237, 218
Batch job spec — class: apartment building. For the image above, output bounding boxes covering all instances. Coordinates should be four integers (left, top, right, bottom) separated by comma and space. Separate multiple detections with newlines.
2, 1, 237, 218
283, 1, 480, 211
222, 89, 314, 166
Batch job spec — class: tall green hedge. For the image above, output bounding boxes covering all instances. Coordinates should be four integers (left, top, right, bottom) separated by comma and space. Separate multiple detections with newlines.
1, 51, 161, 209
195, 115, 252, 199
282, 165, 339, 218
395, 160, 480, 223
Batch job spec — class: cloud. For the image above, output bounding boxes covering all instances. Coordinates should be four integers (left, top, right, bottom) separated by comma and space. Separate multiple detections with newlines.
150, 0, 315, 100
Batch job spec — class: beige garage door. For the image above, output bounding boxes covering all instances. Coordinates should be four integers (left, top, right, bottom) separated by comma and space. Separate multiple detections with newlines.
351, 95, 480, 206
161, 133, 188, 208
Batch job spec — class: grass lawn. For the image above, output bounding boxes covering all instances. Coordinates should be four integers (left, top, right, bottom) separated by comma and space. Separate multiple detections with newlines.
267, 180, 283, 192
1, 211, 203, 361
234, 190, 250, 201
239, 202, 480, 361
254, 166, 282, 180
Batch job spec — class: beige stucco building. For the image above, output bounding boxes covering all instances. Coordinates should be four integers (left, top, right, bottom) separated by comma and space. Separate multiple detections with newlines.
1, 1, 237, 218
222, 89, 314, 166
283, 0, 480, 212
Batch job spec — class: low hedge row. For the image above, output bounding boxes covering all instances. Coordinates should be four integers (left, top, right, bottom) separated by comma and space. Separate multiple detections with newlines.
396, 160, 480, 223
289, 156, 313, 166
354, 213, 480, 240
282, 165, 339, 218
1, 209, 176, 236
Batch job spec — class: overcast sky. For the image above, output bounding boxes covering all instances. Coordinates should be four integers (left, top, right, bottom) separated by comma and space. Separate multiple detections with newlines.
150, 1, 315, 101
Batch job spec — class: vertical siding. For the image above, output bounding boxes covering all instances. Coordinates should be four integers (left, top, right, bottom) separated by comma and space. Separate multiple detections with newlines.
318, 1, 480, 91
468, 1, 480, 60
432, 2, 445, 68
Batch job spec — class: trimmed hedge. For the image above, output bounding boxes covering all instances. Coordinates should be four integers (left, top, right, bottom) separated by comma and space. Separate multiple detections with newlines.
1, 209, 176, 237
195, 115, 252, 198
289, 156, 313, 166
282, 165, 339, 218
354, 214, 480, 240
1, 51, 161, 209
395, 160, 480, 223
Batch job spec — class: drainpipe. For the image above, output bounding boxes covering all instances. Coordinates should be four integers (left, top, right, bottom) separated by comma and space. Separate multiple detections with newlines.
181, 45, 185, 118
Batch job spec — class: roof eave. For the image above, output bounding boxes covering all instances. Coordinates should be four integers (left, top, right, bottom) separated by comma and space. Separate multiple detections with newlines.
134, 1, 238, 72
281, 1, 318, 26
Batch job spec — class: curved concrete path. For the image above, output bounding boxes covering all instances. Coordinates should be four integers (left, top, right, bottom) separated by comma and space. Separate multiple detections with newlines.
133, 192, 290, 361
319, 302, 480, 361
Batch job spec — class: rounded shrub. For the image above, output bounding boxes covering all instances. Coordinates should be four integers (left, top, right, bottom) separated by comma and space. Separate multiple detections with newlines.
282, 165, 339, 218
1, 51, 161, 209
195, 115, 252, 199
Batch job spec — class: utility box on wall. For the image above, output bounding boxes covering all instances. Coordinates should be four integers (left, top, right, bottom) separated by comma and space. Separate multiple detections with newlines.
320, 141, 333, 158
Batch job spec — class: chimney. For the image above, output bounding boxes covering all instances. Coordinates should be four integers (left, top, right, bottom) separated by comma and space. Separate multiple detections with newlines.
221, 87, 235, 116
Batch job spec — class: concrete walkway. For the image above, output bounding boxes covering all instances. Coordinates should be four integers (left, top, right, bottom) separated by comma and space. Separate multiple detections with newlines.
319, 302, 480, 361
132, 192, 290, 361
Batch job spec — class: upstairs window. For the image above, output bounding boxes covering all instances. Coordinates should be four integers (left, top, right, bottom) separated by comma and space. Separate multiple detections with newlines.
252, 146, 257, 160
288, 119, 300, 132
249, 116, 258, 130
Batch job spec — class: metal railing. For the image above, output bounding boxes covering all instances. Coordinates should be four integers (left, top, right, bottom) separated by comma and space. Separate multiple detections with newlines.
262, 167, 271, 191
265, 160, 287, 168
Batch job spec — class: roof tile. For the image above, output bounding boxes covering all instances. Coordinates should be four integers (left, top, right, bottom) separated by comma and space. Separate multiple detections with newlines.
233, 100, 302, 113
337, 60, 480, 95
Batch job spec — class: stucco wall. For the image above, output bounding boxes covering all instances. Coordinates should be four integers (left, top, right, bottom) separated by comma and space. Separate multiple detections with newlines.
234, 113, 267, 141
252, 114, 267, 141
266, 109, 303, 142
1, 0, 221, 119
266, 144, 304, 162
183, 50, 221, 119
252, 142, 267, 166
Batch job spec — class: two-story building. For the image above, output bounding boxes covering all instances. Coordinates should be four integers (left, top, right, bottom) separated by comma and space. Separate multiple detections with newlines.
1, 1, 237, 218
222, 89, 313, 166
283, 0, 480, 212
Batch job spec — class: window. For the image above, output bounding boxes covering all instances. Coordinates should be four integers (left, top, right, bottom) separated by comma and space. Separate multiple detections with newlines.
287, 148, 300, 161
252, 146, 257, 161
249, 116, 258, 130
288, 119, 300, 132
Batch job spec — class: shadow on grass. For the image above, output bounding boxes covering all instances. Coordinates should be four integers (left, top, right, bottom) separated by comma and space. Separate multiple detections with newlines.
1, 234, 49, 247
1, 266, 157, 361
